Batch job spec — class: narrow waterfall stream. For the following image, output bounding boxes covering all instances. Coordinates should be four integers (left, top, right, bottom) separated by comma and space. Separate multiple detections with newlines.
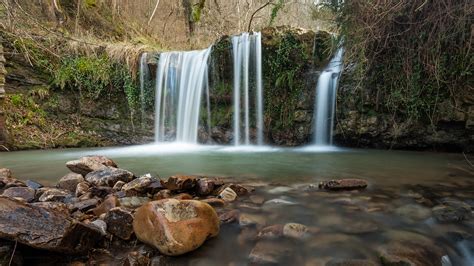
232, 32, 264, 146
154, 47, 212, 143
313, 48, 344, 145
139, 52, 149, 128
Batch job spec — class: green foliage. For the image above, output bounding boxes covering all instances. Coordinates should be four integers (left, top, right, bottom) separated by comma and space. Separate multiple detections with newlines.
191, 0, 206, 23
269, 0, 285, 26
85, 0, 97, 8
264, 33, 309, 130
54, 55, 140, 110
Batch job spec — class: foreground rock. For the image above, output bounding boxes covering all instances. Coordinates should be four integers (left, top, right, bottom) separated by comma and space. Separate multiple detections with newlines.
104, 207, 134, 240
2, 187, 35, 202
58, 173, 84, 192
0, 197, 102, 253
319, 179, 368, 191
432, 199, 472, 223
133, 199, 219, 256
66, 156, 117, 175
85, 167, 134, 187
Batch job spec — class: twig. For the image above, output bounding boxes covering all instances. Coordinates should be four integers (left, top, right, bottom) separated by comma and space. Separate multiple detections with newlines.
148, 0, 161, 26
247, 1, 273, 32
8, 240, 17, 266
463, 152, 474, 168
0, 145, 9, 152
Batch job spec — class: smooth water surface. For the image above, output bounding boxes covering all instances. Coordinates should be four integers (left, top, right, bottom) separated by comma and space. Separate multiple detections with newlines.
0, 145, 472, 265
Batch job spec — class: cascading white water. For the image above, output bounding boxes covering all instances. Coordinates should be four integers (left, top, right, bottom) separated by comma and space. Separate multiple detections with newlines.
154, 47, 212, 143
313, 48, 344, 145
232, 32, 264, 146
139, 52, 149, 128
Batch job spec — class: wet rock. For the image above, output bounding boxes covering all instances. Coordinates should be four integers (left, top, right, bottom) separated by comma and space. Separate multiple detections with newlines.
201, 198, 226, 208
0, 168, 12, 179
228, 184, 249, 196
173, 193, 193, 200
283, 223, 308, 240
432, 199, 472, 223
38, 188, 71, 202
0, 169, 25, 188
248, 240, 293, 265
161, 175, 197, 191
104, 207, 134, 240
319, 179, 368, 191
71, 198, 99, 212
113, 180, 126, 190
2, 187, 35, 202
90, 186, 115, 198
249, 195, 265, 205
58, 173, 84, 193
196, 178, 217, 196
257, 224, 284, 239
66, 156, 117, 176
75, 182, 90, 197
219, 209, 240, 224
133, 199, 219, 256
122, 175, 153, 193
325, 258, 378, 266
218, 187, 237, 202
26, 179, 43, 190
379, 231, 445, 266
93, 196, 119, 216
395, 204, 432, 221
119, 196, 150, 209
239, 213, 267, 227
147, 179, 165, 194
153, 189, 172, 200
85, 167, 134, 187
238, 227, 258, 246
0, 197, 98, 253
90, 220, 107, 236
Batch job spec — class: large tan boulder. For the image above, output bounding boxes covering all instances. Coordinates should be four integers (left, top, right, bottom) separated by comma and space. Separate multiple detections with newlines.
66, 156, 117, 176
133, 199, 219, 256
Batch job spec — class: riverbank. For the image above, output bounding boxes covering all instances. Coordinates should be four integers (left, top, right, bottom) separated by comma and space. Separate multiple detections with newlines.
0, 151, 472, 265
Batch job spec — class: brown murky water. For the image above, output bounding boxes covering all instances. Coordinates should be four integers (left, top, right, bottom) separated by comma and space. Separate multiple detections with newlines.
0, 145, 473, 265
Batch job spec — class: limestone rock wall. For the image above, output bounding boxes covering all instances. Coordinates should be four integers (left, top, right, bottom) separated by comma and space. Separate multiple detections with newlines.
0, 39, 6, 148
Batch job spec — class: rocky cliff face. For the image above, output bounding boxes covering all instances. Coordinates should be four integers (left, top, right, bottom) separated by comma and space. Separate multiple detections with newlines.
0, 39, 6, 149
334, 73, 474, 152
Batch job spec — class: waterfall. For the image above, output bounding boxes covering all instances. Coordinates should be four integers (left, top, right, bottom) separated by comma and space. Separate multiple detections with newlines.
313, 48, 344, 145
154, 47, 212, 143
139, 52, 149, 128
232, 32, 264, 146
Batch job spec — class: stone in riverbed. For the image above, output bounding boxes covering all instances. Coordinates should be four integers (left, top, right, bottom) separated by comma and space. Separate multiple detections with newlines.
85, 167, 134, 187
133, 199, 219, 256
0, 169, 25, 188
104, 207, 134, 240
75, 182, 90, 197
66, 156, 117, 176
257, 224, 284, 239
432, 199, 472, 223
319, 179, 368, 191
26, 179, 43, 190
218, 187, 237, 202
283, 223, 308, 240
0, 197, 101, 253
38, 188, 72, 202
122, 175, 154, 193
153, 189, 172, 200
92, 195, 119, 216
2, 187, 35, 202
196, 178, 219, 196
90, 219, 107, 236
201, 198, 226, 208
239, 213, 267, 227
71, 198, 99, 212
113, 180, 126, 190
161, 175, 197, 191
219, 209, 240, 224
58, 173, 84, 192
248, 240, 294, 265
119, 196, 150, 209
